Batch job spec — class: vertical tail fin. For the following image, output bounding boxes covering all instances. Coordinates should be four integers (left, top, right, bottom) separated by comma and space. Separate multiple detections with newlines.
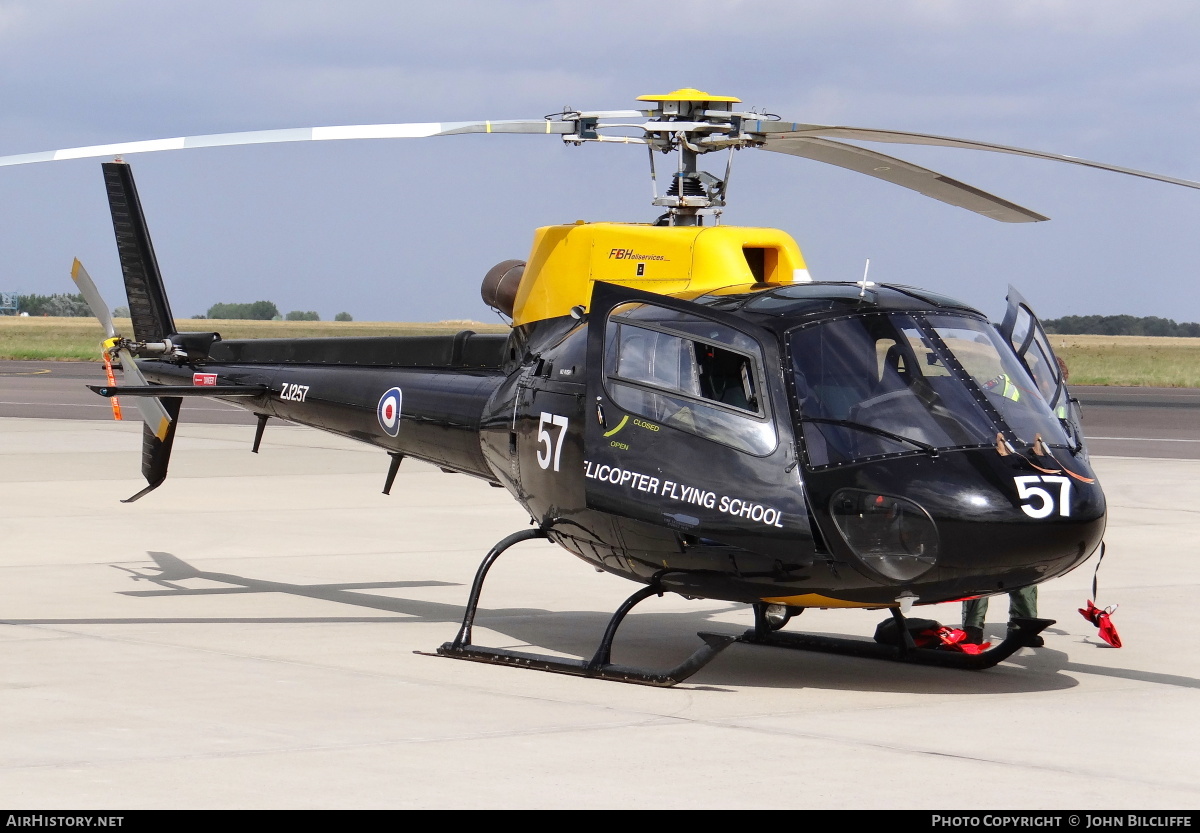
97, 161, 185, 500
102, 161, 176, 341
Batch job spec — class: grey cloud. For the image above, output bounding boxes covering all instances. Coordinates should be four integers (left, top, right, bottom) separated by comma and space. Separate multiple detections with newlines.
1, 0, 1200, 323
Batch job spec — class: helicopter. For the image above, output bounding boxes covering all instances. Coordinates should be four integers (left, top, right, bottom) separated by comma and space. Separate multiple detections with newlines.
4, 88, 1197, 685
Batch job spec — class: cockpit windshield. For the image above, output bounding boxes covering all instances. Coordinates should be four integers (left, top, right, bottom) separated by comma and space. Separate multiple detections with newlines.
790, 312, 1070, 467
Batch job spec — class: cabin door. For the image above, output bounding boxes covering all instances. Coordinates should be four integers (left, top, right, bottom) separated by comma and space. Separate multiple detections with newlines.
583, 282, 810, 559
998, 286, 1086, 453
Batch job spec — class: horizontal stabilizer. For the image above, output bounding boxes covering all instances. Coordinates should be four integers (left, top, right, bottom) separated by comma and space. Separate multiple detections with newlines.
90, 384, 267, 398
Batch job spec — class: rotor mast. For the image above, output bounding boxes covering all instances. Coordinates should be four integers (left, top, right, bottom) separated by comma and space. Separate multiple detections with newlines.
562, 88, 763, 226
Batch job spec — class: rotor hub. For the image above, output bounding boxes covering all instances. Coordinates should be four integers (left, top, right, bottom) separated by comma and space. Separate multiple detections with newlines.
559, 88, 770, 226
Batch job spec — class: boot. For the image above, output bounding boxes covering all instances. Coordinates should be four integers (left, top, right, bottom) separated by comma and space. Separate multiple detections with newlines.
963, 626, 984, 645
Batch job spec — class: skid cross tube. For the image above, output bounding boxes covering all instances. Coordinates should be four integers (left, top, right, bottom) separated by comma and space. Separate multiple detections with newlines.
709, 615, 1055, 671
433, 532, 734, 686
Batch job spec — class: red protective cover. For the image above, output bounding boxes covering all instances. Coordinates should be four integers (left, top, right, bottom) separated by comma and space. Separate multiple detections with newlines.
919, 626, 990, 655
1079, 600, 1122, 648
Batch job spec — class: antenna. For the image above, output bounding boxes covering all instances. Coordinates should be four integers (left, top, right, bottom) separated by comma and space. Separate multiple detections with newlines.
858, 258, 874, 298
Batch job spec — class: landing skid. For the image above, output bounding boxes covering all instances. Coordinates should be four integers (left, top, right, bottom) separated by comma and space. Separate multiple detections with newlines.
704, 607, 1055, 671
428, 528, 734, 687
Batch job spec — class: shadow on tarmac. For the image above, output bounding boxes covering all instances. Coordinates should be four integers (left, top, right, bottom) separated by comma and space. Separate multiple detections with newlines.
7, 550, 1195, 696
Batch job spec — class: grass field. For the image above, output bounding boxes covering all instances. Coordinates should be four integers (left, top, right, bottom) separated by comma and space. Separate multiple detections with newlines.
1050, 334, 1200, 387
2, 317, 1197, 387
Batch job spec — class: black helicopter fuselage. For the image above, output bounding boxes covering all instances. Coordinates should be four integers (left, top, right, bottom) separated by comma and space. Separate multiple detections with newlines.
139, 279, 1104, 614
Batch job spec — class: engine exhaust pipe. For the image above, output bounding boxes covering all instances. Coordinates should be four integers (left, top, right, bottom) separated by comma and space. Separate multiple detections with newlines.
481, 259, 524, 318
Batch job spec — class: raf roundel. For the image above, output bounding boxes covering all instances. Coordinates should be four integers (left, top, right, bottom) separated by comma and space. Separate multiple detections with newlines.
376, 387, 403, 437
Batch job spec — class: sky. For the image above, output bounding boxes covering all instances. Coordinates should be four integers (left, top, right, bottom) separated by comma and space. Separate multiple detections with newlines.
1, 0, 1199, 324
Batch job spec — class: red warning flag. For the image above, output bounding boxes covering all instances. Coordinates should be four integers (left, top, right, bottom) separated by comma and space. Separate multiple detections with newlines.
102, 351, 122, 421
1079, 600, 1122, 648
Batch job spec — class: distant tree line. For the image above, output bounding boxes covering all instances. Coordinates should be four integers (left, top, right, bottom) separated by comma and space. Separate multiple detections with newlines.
191, 301, 353, 321
1042, 315, 1200, 337
13, 293, 92, 317
206, 301, 281, 320
3, 292, 356, 321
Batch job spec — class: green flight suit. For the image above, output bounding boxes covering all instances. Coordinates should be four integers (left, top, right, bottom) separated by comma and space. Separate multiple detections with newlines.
962, 585, 1037, 629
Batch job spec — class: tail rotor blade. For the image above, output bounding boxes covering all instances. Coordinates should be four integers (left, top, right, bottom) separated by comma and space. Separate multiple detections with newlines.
70, 259, 172, 440
116, 347, 173, 441
70, 259, 117, 339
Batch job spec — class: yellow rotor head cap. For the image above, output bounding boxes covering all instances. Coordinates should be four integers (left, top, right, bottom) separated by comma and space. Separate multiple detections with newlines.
636, 88, 741, 103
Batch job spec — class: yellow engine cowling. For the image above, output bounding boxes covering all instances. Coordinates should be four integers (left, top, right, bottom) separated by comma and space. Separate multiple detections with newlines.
510, 222, 810, 326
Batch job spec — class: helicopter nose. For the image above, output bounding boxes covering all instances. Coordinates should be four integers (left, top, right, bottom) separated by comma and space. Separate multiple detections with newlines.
926, 469, 1107, 577
816, 453, 1106, 585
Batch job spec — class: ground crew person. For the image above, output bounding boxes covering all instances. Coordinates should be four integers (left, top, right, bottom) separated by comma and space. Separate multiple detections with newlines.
964, 357, 1070, 647
968, 372, 1042, 646
983, 371, 1021, 402
962, 587, 1042, 647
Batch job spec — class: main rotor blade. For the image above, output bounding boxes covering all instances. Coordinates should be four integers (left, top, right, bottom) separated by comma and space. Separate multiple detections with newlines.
755, 122, 1200, 191
760, 137, 1048, 223
0, 119, 574, 168
69, 259, 117, 339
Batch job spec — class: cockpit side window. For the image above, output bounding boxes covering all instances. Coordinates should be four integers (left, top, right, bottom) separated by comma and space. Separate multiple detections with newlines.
604, 303, 776, 455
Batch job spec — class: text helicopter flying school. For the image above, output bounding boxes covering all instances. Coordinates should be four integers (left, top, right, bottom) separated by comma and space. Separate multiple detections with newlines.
4, 88, 1193, 685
